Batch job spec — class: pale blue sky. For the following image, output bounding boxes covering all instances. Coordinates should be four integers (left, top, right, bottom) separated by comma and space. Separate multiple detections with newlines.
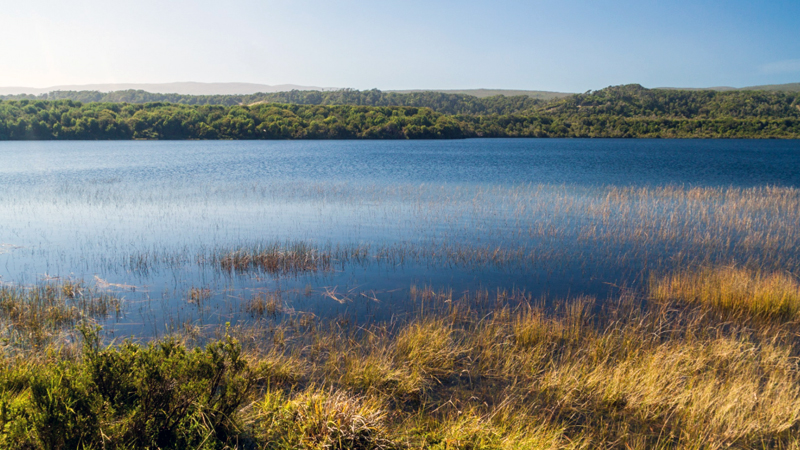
1, 0, 798, 91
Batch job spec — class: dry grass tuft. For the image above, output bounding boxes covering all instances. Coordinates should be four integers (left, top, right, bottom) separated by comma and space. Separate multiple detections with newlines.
187, 287, 212, 304
652, 266, 800, 321
252, 350, 307, 388
395, 318, 462, 381
251, 387, 394, 449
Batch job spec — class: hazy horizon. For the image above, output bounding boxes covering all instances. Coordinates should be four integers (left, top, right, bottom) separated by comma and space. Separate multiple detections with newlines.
2, 0, 799, 92
2, 81, 800, 98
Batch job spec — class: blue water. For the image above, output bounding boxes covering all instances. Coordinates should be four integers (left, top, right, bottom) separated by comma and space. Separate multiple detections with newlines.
1, 139, 798, 337
1, 139, 799, 187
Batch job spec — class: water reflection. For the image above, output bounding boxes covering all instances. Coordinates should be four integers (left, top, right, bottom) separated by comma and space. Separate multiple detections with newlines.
0, 139, 798, 337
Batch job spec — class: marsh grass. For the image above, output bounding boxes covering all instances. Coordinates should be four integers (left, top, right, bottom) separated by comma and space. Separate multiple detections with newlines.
246, 292, 284, 318
219, 241, 372, 275
4, 277, 800, 448
187, 287, 212, 304
0, 280, 121, 347
250, 387, 395, 449
5, 180, 800, 448
652, 266, 800, 322
219, 277, 800, 449
107, 184, 800, 282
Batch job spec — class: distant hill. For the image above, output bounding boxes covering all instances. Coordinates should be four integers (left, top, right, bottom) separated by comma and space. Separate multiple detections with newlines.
658, 82, 800, 92
0, 82, 337, 96
0, 89, 549, 116
389, 88, 572, 100
540, 84, 800, 119
0, 83, 573, 99
3, 81, 798, 97
740, 82, 800, 92
2, 83, 798, 122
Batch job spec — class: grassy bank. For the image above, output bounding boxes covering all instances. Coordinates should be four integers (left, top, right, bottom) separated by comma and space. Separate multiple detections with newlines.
2, 268, 800, 449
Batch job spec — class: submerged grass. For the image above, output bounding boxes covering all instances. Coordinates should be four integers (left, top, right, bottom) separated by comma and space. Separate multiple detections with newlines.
0, 280, 122, 348
246, 292, 284, 318
111, 184, 800, 279
4, 268, 800, 448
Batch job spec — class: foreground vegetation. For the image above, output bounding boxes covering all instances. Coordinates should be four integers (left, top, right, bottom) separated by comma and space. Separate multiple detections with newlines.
2, 266, 800, 449
1, 84, 799, 139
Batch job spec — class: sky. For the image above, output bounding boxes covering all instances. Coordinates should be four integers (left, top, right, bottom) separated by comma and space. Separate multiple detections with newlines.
1, 0, 799, 92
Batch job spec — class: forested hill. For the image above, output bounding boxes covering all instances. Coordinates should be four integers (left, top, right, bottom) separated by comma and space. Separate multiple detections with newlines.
2, 84, 799, 119
0, 89, 544, 116
0, 84, 798, 140
542, 84, 800, 119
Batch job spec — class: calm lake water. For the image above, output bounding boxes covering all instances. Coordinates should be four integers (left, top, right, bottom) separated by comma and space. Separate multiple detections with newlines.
1, 139, 799, 337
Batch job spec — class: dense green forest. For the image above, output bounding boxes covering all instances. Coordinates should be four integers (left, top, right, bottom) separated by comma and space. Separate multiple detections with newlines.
1, 84, 798, 139
544, 84, 800, 119
4, 84, 800, 117
0, 89, 545, 116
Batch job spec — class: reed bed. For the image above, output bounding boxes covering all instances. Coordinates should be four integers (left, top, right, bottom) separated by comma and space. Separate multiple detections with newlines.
12, 181, 800, 278
218, 242, 369, 274
246, 292, 284, 318
102, 184, 800, 283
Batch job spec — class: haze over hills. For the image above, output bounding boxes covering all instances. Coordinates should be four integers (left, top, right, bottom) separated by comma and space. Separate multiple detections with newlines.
0, 82, 337, 96
739, 83, 800, 92
1, 82, 799, 98
0, 83, 573, 99
388, 89, 573, 100
657, 82, 800, 92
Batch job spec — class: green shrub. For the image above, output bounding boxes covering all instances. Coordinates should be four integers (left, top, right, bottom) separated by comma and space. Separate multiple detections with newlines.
81, 326, 252, 448
0, 327, 253, 450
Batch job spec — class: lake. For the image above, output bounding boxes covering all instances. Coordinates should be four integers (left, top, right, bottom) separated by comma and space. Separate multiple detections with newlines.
1, 138, 799, 338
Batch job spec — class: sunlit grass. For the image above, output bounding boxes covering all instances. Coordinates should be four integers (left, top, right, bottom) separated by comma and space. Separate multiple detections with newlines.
251, 388, 393, 449
4, 275, 800, 448
652, 266, 800, 321
216, 282, 800, 448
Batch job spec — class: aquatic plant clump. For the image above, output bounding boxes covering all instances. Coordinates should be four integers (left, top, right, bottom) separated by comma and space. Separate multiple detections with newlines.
0, 280, 122, 347
218, 242, 370, 275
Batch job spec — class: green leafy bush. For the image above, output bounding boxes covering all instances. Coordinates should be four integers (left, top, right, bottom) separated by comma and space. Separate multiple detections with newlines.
0, 326, 252, 450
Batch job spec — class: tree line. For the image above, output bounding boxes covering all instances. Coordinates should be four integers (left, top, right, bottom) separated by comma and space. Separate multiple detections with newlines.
3, 84, 799, 119
0, 84, 798, 140
0, 89, 544, 116
0, 101, 473, 140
